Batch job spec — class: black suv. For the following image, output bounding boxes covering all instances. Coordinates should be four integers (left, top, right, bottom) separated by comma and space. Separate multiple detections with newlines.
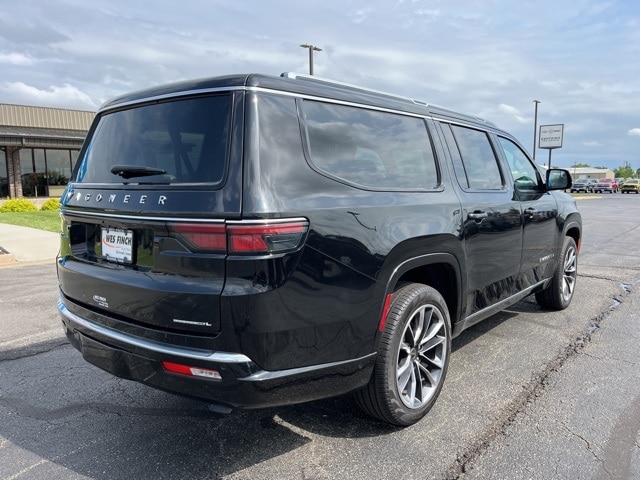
57, 73, 581, 426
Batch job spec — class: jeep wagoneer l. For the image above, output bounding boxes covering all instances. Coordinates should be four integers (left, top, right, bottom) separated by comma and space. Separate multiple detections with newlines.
57, 73, 581, 426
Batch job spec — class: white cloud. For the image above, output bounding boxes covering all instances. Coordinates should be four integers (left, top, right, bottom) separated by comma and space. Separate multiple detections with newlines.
498, 104, 529, 124
0, 52, 34, 65
0, 82, 98, 110
627, 128, 640, 137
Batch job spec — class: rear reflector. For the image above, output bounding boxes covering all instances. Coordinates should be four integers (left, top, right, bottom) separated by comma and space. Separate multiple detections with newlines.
169, 219, 309, 254
162, 361, 222, 380
378, 294, 393, 332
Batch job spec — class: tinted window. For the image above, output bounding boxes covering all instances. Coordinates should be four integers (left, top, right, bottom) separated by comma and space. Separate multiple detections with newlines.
74, 95, 231, 184
498, 136, 542, 192
447, 124, 503, 190
302, 100, 439, 190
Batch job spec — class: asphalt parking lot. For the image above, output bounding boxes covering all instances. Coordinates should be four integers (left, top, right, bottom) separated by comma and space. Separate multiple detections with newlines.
1, 193, 639, 479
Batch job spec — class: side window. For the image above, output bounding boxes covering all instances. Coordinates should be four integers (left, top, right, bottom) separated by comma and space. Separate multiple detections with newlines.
301, 100, 439, 190
497, 136, 542, 192
448, 125, 504, 190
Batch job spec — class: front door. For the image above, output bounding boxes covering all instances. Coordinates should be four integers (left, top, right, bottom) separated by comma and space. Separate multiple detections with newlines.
496, 136, 560, 288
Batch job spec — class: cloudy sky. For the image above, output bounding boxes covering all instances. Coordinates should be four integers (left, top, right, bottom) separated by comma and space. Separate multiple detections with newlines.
1, 0, 639, 170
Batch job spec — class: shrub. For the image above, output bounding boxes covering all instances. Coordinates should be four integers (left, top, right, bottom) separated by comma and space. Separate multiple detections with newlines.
0, 198, 38, 212
40, 198, 61, 211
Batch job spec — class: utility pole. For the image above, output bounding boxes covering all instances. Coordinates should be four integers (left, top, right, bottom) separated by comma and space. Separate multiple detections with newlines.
532, 99, 540, 162
300, 44, 322, 75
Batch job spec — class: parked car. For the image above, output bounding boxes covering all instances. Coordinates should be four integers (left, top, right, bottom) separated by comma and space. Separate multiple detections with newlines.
593, 178, 618, 193
57, 72, 582, 426
585, 178, 598, 192
621, 178, 640, 193
570, 179, 590, 193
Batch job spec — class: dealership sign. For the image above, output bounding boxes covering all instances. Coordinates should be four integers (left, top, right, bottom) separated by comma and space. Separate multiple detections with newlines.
539, 124, 564, 149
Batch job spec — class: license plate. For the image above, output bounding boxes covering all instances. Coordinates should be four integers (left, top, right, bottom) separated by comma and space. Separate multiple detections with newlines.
101, 227, 134, 264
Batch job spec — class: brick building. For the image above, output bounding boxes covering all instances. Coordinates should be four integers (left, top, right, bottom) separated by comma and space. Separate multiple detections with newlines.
0, 104, 94, 198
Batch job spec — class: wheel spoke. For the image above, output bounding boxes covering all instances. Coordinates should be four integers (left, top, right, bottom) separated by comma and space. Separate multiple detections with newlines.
397, 353, 412, 391
564, 248, 576, 273
418, 360, 438, 386
563, 274, 576, 297
409, 307, 426, 347
406, 363, 417, 405
420, 347, 445, 369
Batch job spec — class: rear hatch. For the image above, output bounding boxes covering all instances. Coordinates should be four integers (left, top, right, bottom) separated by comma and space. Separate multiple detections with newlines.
58, 91, 243, 335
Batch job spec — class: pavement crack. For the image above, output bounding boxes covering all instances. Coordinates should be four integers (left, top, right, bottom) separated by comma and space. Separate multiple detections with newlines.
445, 280, 636, 480
559, 421, 603, 464
0, 339, 69, 362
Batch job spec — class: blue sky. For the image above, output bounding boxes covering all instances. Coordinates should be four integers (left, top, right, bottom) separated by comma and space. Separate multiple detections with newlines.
1, 0, 639, 171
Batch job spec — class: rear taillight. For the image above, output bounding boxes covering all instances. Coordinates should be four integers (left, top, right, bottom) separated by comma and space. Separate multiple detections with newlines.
227, 221, 308, 254
168, 219, 309, 254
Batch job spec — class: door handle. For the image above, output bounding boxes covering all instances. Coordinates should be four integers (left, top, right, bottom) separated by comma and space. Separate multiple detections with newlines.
525, 207, 536, 218
468, 211, 488, 221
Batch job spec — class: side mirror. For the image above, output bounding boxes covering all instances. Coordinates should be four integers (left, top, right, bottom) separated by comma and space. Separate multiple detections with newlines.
546, 168, 571, 190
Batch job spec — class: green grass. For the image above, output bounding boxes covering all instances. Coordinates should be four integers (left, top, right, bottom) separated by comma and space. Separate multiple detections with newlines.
0, 210, 61, 232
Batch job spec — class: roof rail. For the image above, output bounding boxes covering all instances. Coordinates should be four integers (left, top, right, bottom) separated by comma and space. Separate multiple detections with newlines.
280, 72, 496, 128
427, 105, 497, 127
281, 72, 429, 108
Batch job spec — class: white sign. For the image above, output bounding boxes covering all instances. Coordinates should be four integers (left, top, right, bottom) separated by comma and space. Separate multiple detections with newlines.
539, 124, 564, 149
102, 227, 134, 263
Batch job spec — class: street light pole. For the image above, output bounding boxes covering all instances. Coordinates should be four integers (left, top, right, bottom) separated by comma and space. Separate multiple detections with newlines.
532, 99, 540, 162
300, 44, 322, 75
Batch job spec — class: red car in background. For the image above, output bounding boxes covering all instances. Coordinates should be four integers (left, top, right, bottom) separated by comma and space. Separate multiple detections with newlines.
593, 178, 618, 193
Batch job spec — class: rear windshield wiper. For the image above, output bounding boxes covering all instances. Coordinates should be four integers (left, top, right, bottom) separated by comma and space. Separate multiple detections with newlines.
111, 165, 168, 179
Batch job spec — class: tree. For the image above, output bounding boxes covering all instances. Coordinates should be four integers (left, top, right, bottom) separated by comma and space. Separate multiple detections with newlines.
572, 163, 590, 168
614, 161, 634, 179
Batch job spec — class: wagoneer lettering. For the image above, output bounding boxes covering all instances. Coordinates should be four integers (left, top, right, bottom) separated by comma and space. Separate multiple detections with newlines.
57, 72, 581, 426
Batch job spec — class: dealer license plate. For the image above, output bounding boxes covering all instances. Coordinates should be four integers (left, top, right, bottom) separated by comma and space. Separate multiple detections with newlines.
101, 227, 134, 264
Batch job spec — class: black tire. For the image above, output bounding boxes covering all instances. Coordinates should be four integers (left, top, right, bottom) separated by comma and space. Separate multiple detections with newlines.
535, 236, 578, 310
355, 284, 451, 426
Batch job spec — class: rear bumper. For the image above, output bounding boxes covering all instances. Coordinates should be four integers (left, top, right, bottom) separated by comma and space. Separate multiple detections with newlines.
59, 298, 375, 408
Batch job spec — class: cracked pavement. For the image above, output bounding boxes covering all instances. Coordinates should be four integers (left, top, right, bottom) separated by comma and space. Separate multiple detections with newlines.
456, 280, 640, 480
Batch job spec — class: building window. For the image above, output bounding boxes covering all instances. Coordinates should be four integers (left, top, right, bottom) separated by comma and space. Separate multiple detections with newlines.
46, 149, 72, 185
19, 147, 78, 197
1, 148, 7, 197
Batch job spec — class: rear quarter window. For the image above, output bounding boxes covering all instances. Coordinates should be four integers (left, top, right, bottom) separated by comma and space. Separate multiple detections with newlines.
301, 100, 439, 190
74, 94, 231, 185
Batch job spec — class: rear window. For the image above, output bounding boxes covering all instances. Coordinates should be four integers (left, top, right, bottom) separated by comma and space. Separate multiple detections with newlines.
301, 100, 439, 190
74, 95, 231, 185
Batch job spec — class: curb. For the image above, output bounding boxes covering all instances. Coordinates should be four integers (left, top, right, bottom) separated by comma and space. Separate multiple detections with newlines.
0, 246, 16, 265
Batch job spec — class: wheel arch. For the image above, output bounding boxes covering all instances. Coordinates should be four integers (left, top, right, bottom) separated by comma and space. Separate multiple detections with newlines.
562, 216, 582, 251
383, 253, 463, 330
